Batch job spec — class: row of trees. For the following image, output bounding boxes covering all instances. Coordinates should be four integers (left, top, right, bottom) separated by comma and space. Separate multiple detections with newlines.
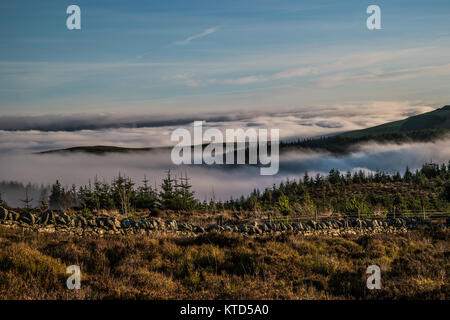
46, 171, 196, 214
298, 162, 448, 186
221, 162, 450, 215
281, 129, 447, 154
4, 162, 450, 216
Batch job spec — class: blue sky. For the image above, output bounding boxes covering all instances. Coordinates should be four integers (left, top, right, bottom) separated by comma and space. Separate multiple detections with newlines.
1, 0, 450, 116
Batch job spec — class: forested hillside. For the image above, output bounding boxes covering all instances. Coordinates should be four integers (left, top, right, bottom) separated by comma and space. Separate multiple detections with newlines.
2, 162, 448, 217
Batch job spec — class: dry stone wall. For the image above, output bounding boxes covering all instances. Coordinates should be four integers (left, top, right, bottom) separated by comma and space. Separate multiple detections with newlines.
0, 207, 447, 237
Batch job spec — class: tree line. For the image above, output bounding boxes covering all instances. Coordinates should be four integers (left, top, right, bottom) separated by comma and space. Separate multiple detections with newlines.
2, 162, 449, 217
43, 171, 196, 215
228, 162, 450, 216
281, 129, 447, 154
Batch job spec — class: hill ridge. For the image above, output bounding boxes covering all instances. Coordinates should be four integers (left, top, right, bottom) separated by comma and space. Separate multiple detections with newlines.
38, 105, 450, 155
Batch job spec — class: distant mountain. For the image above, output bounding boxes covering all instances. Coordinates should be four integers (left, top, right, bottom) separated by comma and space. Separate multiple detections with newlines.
281, 105, 450, 154
38, 145, 159, 154
339, 105, 450, 138
39, 106, 450, 155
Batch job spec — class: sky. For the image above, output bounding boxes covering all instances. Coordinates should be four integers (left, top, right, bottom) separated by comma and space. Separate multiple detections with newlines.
1, 0, 450, 116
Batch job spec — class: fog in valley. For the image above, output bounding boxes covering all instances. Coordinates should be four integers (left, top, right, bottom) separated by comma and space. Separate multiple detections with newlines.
1, 104, 448, 207
1, 138, 449, 207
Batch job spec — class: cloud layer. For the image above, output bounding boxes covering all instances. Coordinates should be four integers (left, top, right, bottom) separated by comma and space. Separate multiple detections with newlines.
0, 101, 445, 206
0, 101, 435, 153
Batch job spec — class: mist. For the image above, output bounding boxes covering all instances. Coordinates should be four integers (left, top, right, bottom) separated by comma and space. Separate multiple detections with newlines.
1, 137, 449, 207
0, 102, 447, 207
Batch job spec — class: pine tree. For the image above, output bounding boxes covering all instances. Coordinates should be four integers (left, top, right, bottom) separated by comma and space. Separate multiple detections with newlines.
95, 180, 114, 210
160, 170, 176, 210
393, 171, 402, 182
175, 172, 196, 211
345, 170, 352, 184
112, 174, 134, 215
0, 191, 5, 207
278, 193, 292, 216
328, 169, 341, 185
303, 171, 310, 185
136, 175, 158, 210
78, 182, 97, 211
20, 187, 34, 210
314, 173, 323, 186
49, 180, 64, 210
404, 166, 413, 182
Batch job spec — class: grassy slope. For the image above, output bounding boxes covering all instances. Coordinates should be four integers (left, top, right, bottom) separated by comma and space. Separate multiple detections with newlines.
339, 105, 450, 138
0, 226, 448, 299
281, 105, 450, 153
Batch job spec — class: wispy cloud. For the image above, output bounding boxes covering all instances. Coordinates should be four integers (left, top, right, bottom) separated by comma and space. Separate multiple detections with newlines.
316, 63, 450, 88
202, 48, 429, 86
165, 73, 201, 87
175, 27, 218, 45
214, 67, 317, 85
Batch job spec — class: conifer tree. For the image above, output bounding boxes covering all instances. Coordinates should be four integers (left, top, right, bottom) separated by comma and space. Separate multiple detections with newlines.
136, 175, 158, 209
112, 174, 134, 215
176, 172, 196, 211
404, 166, 413, 182
160, 170, 176, 210
20, 187, 34, 210
49, 180, 65, 210
0, 191, 5, 207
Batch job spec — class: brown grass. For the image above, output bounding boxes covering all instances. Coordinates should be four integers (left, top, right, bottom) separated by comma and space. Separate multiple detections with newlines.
0, 225, 448, 300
